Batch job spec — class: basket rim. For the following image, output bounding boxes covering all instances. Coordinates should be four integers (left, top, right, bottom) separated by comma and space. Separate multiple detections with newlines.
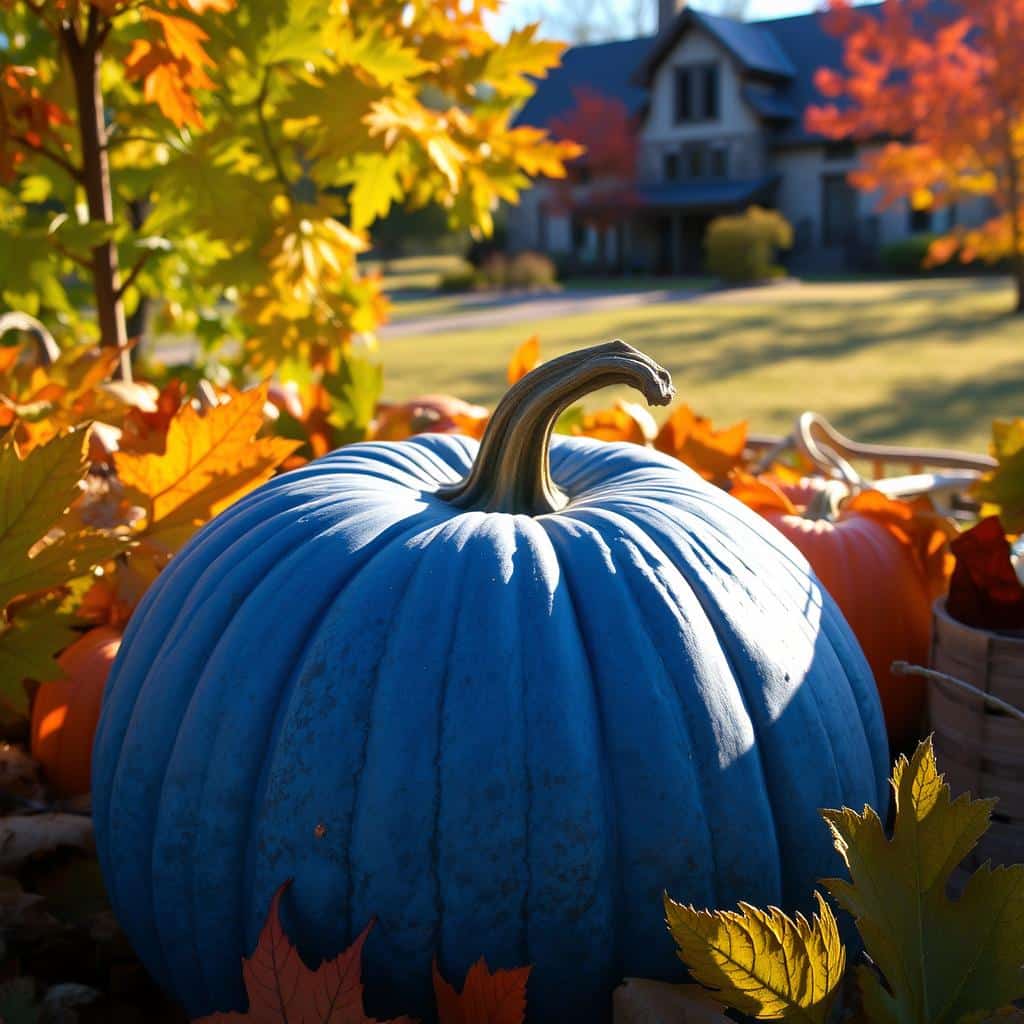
933, 596, 1024, 647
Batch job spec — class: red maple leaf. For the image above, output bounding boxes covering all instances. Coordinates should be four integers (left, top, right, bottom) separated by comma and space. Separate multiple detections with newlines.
193, 883, 415, 1024
433, 959, 530, 1024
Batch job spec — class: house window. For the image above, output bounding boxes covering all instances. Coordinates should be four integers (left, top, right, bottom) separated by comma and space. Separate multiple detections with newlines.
674, 63, 720, 124
822, 174, 858, 246
825, 140, 856, 162
709, 145, 728, 178
909, 205, 933, 234
664, 152, 679, 181
685, 144, 704, 178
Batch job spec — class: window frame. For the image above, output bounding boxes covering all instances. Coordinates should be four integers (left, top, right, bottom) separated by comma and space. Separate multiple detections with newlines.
674, 62, 721, 125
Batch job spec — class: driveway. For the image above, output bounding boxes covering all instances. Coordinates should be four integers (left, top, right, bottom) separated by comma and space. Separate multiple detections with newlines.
379, 286, 705, 338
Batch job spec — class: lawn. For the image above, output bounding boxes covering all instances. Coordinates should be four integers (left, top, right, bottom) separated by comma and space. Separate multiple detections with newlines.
380, 276, 1022, 454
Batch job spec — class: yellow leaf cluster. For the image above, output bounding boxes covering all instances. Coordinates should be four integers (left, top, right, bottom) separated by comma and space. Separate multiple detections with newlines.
975, 418, 1024, 529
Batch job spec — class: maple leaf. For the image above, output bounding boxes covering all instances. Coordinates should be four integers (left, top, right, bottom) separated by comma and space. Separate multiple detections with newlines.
506, 335, 540, 385
975, 418, 1024, 532
0, 596, 78, 714
193, 882, 414, 1024
433, 959, 530, 1024
824, 737, 1024, 1024
115, 386, 299, 556
664, 892, 845, 1024
655, 405, 748, 484
572, 399, 657, 446
0, 430, 126, 612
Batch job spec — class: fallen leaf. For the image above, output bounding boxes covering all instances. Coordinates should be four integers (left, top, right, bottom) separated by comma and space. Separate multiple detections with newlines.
664, 892, 844, 1024
433, 958, 530, 1024
506, 335, 540, 385
193, 882, 414, 1023
824, 737, 1024, 1023
656, 405, 747, 484
945, 516, 1024, 631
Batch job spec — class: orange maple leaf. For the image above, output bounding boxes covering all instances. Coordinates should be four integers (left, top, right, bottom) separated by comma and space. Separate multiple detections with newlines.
655, 404, 748, 484
194, 883, 414, 1024
433, 958, 531, 1024
506, 335, 540, 385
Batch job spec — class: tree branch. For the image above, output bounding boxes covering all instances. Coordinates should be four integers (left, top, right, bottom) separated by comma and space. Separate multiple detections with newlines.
114, 250, 152, 301
49, 237, 92, 272
10, 135, 85, 183
256, 68, 293, 194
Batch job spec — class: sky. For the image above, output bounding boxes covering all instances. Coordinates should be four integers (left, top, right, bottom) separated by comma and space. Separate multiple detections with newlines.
491, 0, 827, 38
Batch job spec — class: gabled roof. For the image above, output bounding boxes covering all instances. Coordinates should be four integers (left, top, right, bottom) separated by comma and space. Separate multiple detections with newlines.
514, 4, 887, 146
514, 35, 654, 131
637, 9, 797, 84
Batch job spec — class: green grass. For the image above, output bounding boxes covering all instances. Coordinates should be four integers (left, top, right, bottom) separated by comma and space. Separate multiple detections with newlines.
380, 276, 1021, 453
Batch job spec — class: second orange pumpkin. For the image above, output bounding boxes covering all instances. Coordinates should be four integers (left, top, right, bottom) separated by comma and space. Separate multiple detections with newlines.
31, 626, 122, 797
731, 475, 951, 753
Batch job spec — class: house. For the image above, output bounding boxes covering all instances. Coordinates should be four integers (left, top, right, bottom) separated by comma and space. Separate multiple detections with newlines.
508, 0, 986, 274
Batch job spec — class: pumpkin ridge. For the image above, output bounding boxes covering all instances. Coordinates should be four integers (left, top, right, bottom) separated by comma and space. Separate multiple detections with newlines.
116, 496, 422, 1002
538, 513, 626, 988
342, 515, 458, 947
617, 500, 830, 899
199, 505, 448, 1008
580, 508, 733, 902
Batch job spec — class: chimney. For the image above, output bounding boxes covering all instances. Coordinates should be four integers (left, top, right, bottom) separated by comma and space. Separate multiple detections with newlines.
658, 0, 685, 32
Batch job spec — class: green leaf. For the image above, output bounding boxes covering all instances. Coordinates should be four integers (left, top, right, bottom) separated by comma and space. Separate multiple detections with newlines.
0, 597, 76, 714
19, 176, 53, 204
664, 891, 845, 1024
0, 431, 125, 611
322, 351, 383, 445
823, 738, 1024, 1024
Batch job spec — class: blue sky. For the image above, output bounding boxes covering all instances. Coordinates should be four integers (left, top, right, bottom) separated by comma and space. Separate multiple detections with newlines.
491, 0, 827, 38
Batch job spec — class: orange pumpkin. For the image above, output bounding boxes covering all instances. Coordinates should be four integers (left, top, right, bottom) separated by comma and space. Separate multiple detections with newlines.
731, 474, 952, 752
31, 626, 121, 796
373, 394, 489, 440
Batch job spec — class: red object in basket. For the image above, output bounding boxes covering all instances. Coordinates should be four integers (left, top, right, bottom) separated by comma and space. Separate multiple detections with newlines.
946, 516, 1024, 631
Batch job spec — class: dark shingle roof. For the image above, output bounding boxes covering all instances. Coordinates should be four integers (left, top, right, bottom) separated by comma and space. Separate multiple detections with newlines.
514, 3, 897, 145
514, 35, 654, 130
635, 175, 779, 211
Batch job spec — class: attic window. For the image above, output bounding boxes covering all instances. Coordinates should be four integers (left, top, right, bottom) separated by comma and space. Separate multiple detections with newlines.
674, 63, 720, 124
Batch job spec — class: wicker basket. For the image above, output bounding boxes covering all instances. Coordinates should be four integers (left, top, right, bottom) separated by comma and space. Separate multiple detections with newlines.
929, 599, 1024, 869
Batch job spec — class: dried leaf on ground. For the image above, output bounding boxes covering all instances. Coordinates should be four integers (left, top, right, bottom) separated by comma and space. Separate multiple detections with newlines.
433, 958, 530, 1024
824, 737, 1024, 1023
193, 882, 414, 1023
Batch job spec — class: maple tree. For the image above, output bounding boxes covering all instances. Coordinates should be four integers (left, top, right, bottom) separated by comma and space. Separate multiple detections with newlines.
548, 87, 639, 262
0, 0, 581, 386
806, 0, 1024, 312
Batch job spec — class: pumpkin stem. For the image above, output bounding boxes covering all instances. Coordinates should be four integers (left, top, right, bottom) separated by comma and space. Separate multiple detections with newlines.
803, 480, 850, 521
437, 341, 675, 516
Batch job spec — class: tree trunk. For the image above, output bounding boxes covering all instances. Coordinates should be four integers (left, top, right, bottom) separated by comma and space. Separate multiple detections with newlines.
62, 14, 132, 378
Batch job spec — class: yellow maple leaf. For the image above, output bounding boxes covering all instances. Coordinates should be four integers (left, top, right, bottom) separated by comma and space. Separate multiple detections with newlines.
823, 737, 1024, 1024
116, 386, 299, 555
664, 892, 845, 1024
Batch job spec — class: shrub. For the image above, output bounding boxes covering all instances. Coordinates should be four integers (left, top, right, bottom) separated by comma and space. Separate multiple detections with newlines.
438, 267, 483, 293
705, 206, 794, 284
879, 234, 941, 275
504, 251, 559, 289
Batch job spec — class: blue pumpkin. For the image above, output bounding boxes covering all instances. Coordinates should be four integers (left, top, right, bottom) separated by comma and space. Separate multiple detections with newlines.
93, 342, 889, 1023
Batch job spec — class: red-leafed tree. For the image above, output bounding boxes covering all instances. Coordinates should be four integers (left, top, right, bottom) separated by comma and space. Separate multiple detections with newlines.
806, 0, 1024, 312
548, 87, 639, 266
